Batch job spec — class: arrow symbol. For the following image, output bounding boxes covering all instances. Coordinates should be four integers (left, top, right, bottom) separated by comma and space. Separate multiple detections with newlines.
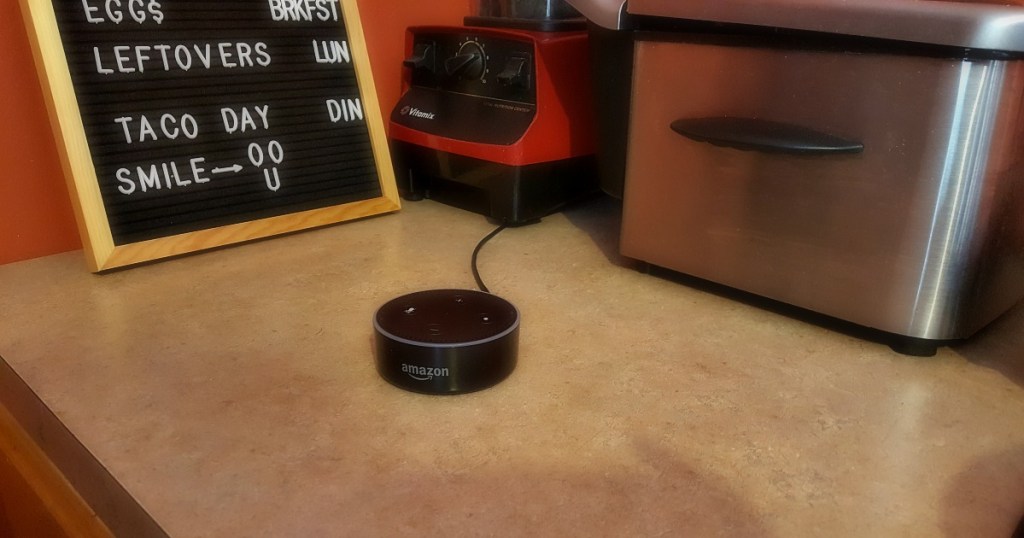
212, 164, 243, 174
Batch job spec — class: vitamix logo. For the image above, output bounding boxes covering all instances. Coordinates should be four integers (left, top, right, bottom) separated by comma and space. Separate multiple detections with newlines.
400, 106, 436, 120
402, 363, 449, 381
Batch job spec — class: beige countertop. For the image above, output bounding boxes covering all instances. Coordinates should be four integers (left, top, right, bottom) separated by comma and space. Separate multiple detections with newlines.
1, 198, 1023, 537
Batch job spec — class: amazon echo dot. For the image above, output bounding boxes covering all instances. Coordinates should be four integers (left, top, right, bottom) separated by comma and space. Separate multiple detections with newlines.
373, 289, 519, 394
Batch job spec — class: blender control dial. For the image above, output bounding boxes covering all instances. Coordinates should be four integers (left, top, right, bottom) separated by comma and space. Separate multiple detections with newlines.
445, 39, 487, 81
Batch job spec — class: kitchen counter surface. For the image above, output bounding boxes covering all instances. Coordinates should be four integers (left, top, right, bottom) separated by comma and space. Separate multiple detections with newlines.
1, 198, 1023, 537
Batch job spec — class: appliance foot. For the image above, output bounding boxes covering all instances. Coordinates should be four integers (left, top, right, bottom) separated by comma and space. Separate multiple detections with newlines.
401, 192, 425, 201
889, 337, 938, 357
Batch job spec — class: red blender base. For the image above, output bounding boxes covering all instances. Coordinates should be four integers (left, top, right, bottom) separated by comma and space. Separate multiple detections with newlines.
389, 23, 597, 225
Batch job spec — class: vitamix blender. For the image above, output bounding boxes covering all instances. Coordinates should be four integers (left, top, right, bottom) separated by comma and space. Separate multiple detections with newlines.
389, 0, 597, 225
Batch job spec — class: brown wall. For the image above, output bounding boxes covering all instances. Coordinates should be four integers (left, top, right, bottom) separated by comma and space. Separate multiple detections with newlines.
0, 1, 470, 266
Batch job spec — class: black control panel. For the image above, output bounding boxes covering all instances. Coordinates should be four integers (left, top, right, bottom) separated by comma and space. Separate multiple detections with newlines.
392, 30, 539, 146
405, 32, 536, 105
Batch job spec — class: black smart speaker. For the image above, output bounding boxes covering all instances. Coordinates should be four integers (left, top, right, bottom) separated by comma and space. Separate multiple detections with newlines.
373, 289, 519, 394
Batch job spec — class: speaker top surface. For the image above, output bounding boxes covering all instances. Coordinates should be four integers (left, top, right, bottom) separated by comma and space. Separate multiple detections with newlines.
374, 289, 518, 346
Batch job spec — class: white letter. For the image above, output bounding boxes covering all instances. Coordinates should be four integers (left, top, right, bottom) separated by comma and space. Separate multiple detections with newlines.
254, 42, 271, 67
138, 116, 157, 142
191, 157, 210, 183
153, 44, 172, 70
344, 98, 363, 122
160, 114, 179, 139
113, 45, 135, 73
236, 42, 254, 67
254, 105, 270, 129
148, 0, 164, 24
268, 0, 283, 21
81, 0, 103, 23
193, 44, 212, 69
326, 99, 341, 122
180, 114, 199, 139
248, 143, 264, 167
337, 40, 350, 64
174, 45, 192, 71
116, 168, 135, 194
263, 168, 280, 191
218, 43, 236, 68
313, 40, 328, 64
220, 108, 239, 134
267, 140, 284, 163
106, 0, 123, 23
138, 164, 161, 192
114, 116, 133, 143
164, 162, 188, 187
129, 0, 147, 23
93, 47, 113, 74
134, 45, 151, 72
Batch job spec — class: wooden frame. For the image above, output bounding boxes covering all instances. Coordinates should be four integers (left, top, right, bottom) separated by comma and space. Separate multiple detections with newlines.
20, 0, 400, 272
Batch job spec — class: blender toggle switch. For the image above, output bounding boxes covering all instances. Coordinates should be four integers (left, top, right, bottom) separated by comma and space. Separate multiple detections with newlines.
403, 43, 436, 71
496, 56, 530, 87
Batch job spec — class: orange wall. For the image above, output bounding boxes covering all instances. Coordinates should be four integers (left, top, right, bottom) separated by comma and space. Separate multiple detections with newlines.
0, 4, 80, 266
0, 0, 470, 266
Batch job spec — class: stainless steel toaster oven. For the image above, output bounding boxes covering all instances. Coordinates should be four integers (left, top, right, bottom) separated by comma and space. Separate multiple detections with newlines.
568, 0, 1024, 355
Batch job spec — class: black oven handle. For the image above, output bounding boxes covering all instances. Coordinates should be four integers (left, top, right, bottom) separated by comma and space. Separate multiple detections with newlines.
670, 117, 864, 155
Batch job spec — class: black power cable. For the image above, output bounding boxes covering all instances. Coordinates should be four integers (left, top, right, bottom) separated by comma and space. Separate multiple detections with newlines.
471, 223, 508, 293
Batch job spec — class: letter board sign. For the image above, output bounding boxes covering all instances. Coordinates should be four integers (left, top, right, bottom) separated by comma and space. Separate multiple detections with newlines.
20, 0, 399, 271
